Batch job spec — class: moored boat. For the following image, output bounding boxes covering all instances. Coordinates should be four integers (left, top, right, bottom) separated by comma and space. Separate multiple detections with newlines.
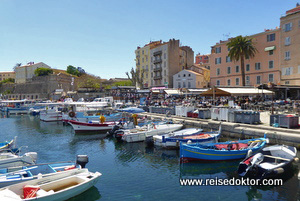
68, 120, 115, 133
238, 144, 298, 180
153, 126, 220, 149
0, 152, 37, 169
121, 123, 183, 143
180, 137, 267, 162
0, 168, 101, 200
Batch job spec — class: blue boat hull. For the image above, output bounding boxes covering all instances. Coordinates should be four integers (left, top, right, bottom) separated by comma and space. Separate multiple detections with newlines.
180, 138, 266, 162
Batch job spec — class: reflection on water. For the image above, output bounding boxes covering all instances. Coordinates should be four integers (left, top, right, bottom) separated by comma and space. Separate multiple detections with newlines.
0, 115, 299, 201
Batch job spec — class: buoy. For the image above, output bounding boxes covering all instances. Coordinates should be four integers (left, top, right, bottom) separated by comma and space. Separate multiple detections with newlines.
294, 157, 299, 163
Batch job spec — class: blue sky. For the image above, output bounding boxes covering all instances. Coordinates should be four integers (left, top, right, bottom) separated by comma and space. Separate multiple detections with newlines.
0, 0, 299, 79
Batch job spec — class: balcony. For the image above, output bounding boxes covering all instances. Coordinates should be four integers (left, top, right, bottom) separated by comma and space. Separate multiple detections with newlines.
136, 55, 140, 58
153, 67, 162, 72
153, 58, 162, 64
154, 75, 162, 80
153, 50, 162, 56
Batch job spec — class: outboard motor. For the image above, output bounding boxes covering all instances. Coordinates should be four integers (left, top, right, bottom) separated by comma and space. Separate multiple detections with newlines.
109, 125, 120, 135
76, 155, 89, 168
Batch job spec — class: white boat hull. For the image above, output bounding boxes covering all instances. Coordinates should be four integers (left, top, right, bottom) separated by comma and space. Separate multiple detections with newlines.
68, 120, 115, 133
122, 124, 183, 143
40, 112, 62, 122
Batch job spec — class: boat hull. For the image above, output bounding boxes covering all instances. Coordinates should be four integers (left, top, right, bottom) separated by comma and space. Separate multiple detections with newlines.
69, 120, 115, 133
180, 138, 266, 162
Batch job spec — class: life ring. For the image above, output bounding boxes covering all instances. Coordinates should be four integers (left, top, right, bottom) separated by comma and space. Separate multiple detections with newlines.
69, 111, 76, 118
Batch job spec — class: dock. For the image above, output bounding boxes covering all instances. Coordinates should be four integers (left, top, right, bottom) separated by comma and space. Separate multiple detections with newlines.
145, 112, 300, 148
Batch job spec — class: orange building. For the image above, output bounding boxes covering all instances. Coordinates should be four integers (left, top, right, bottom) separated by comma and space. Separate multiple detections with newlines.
210, 28, 281, 87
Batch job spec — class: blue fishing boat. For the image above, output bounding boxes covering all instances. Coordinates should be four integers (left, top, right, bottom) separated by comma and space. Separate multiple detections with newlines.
180, 137, 267, 162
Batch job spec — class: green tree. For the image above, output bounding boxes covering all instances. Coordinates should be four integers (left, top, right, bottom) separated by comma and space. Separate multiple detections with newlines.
227, 35, 257, 86
67, 65, 80, 76
1, 78, 15, 83
34, 68, 53, 76
125, 67, 144, 89
77, 74, 102, 89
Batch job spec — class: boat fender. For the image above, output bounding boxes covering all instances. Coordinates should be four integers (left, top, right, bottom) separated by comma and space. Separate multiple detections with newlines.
246, 150, 253, 158
69, 111, 76, 118
274, 167, 284, 174
76, 155, 89, 168
294, 157, 299, 163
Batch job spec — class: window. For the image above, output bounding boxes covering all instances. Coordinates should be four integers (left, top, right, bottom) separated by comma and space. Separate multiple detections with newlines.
142, 50, 144, 54
285, 51, 290, 60
215, 57, 221, 64
269, 50, 274, 55
164, 53, 166, 59
227, 79, 231, 86
183, 74, 186, 77
246, 76, 250, 85
226, 56, 231, 63
285, 81, 290, 84
188, 74, 191, 77
235, 66, 239, 73
268, 74, 274, 82
183, 82, 186, 88
245, 55, 249, 60
235, 78, 240, 86
284, 23, 292, 32
216, 80, 220, 86
282, 67, 293, 75
269, 61, 274, 69
256, 76, 261, 84
227, 67, 231, 74
255, 63, 261, 70
216, 68, 220, 75
285, 37, 291, 45
188, 82, 191, 88
246, 64, 250, 71
178, 74, 180, 77
267, 33, 276, 42
215, 47, 221, 53
228, 47, 230, 51
178, 82, 181, 88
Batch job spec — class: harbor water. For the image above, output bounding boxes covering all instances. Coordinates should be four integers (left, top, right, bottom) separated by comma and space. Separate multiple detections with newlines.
1, 115, 300, 201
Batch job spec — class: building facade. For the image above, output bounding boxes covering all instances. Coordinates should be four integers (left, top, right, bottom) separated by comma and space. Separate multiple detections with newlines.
210, 29, 281, 87
173, 68, 209, 89
0, 72, 15, 81
280, 5, 300, 85
15, 62, 51, 83
135, 39, 194, 88
195, 53, 210, 65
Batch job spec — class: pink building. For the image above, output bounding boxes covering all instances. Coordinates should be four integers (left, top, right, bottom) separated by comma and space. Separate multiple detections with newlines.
195, 53, 209, 64
210, 29, 281, 87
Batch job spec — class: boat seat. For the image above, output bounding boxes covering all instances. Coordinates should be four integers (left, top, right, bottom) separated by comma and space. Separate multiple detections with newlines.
263, 155, 290, 161
259, 162, 285, 170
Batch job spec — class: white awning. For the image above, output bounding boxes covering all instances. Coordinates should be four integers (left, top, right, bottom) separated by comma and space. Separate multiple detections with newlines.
164, 89, 183, 95
218, 88, 274, 96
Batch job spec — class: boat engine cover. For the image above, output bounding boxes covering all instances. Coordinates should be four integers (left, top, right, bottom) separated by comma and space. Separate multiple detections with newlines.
77, 155, 89, 168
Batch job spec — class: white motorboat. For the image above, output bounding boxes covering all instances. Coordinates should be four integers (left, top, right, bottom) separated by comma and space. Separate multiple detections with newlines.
0, 152, 37, 169
39, 105, 62, 122
68, 120, 115, 133
0, 168, 101, 200
121, 123, 183, 143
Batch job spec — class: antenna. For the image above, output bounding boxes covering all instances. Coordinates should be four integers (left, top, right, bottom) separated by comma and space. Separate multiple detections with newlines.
222, 33, 231, 40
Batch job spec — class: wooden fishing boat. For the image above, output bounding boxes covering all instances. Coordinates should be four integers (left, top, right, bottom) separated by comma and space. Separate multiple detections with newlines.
180, 137, 267, 162
153, 126, 220, 149
238, 144, 298, 180
0, 168, 101, 200
68, 120, 115, 133
0, 152, 37, 169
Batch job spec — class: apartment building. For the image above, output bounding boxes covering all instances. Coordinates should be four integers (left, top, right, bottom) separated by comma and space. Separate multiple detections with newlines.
280, 5, 300, 85
136, 39, 194, 88
210, 29, 281, 87
15, 62, 51, 83
0, 72, 15, 81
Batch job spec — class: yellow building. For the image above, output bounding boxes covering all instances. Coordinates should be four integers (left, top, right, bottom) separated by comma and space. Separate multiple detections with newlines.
135, 44, 151, 88
15, 62, 51, 84
0, 72, 15, 81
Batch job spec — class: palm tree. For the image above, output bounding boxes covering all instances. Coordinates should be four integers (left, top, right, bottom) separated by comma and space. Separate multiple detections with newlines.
227, 36, 257, 86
